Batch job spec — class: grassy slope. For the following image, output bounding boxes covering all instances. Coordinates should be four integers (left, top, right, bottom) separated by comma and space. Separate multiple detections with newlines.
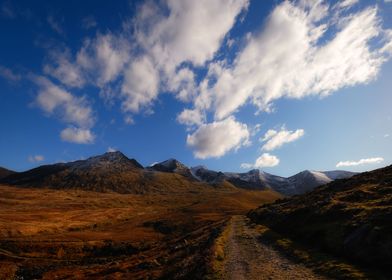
248, 165, 392, 278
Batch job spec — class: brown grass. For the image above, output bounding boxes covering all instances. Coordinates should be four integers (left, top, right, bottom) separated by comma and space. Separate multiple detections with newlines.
0, 184, 280, 279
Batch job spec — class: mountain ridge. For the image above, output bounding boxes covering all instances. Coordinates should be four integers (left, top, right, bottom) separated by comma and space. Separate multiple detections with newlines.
0, 151, 356, 195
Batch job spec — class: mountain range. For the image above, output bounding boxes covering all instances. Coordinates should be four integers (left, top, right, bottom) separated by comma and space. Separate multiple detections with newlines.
0, 151, 355, 195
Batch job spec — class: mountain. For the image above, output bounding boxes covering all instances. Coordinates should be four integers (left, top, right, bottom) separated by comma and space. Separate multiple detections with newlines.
1, 152, 153, 193
191, 167, 356, 195
0, 166, 16, 179
248, 165, 392, 273
149, 158, 194, 178
0, 152, 355, 195
191, 166, 226, 184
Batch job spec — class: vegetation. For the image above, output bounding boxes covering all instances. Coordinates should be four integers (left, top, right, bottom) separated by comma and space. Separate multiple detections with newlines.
0, 184, 280, 279
249, 165, 392, 278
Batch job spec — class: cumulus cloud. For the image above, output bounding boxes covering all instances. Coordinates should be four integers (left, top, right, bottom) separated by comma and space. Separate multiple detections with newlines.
122, 0, 248, 112
241, 153, 280, 169
121, 55, 159, 113
28, 155, 44, 163
60, 127, 95, 144
32, 0, 392, 157
336, 157, 384, 167
77, 33, 130, 86
194, 1, 392, 120
177, 109, 205, 127
33, 76, 95, 144
261, 128, 304, 151
34, 76, 94, 128
186, 117, 250, 159
134, 0, 248, 69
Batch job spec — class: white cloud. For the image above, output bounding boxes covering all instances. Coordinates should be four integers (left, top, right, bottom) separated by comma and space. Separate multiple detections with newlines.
124, 116, 134, 125
77, 33, 130, 86
194, 1, 391, 120
186, 117, 250, 159
240, 163, 253, 169
34, 76, 94, 128
336, 157, 384, 167
134, 0, 248, 69
44, 49, 85, 88
121, 55, 159, 113
124, 0, 248, 114
28, 155, 44, 163
0, 65, 21, 82
60, 127, 95, 144
384, 134, 390, 138
261, 128, 304, 151
177, 109, 205, 127
334, 0, 358, 10
241, 153, 280, 169
107, 147, 116, 152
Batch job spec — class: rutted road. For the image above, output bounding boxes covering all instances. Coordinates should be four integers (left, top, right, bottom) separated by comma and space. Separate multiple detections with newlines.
218, 215, 326, 280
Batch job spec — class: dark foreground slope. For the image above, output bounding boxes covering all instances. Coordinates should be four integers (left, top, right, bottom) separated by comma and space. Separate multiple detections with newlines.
0, 167, 16, 179
248, 165, 392, 275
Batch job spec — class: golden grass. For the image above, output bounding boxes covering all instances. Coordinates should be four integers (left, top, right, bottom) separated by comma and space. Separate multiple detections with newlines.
0, 184, 280, 279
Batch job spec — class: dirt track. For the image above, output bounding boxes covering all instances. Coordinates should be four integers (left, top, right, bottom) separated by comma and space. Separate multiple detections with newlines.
218, 215, 326, 280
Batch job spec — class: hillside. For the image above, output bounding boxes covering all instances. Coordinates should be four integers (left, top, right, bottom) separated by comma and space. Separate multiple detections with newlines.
149, 158, 194, 178
248, 165, 392, 275
0, 167, 15, 179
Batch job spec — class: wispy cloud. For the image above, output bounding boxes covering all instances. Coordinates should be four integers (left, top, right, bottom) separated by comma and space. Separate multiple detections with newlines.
33, 0, 392, 158
82, 15, 97, 30
241, 153, 279, 169
33, 76, 95, 144
336, 157, 384, 167
261, 128, 304, 151
28, 155, 44, 163
47, 15, 65, 35
1, 1, 15, 19
0, 65, 21, 82
190, 2, 392, 121
60, 127, 95, 144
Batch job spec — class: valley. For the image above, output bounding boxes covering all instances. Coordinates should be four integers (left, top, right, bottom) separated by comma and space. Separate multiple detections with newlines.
0, 183, 279, 279
0, 152, 389, 279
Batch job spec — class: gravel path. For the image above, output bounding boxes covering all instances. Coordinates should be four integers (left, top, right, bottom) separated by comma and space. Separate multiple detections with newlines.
219, 215, 327, 280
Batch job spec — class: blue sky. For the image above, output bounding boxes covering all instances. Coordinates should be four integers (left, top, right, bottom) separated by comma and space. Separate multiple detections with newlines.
0, 0, 391, 176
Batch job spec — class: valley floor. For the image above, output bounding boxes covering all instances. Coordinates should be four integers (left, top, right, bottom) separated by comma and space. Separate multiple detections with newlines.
0, 184, 280, 279
213, 215, 326, 280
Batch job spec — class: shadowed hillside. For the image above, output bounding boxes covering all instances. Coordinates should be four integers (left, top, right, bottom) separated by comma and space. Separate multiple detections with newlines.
0, 167, 16, 179
249, 165, 392, 276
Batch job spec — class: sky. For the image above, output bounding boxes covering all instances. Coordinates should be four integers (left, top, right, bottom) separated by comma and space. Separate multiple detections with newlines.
0, 0, 391, 176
